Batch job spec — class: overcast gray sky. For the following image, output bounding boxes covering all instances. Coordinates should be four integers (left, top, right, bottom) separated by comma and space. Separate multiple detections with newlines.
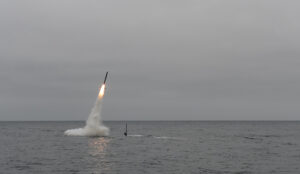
1, 0, 300, 121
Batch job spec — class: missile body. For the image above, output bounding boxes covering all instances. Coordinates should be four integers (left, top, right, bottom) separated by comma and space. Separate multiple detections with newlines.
103, 72, 108, 84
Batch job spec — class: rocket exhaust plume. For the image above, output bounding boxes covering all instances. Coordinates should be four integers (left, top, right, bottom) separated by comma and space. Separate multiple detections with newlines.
98, 84, 105, 98
64, 72, 109, 137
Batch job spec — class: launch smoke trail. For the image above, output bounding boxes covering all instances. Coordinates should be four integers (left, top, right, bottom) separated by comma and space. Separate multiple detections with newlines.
64, 82, 109, 136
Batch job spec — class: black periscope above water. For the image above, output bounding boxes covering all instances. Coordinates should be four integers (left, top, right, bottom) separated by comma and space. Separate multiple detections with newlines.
124, 123, 127, 136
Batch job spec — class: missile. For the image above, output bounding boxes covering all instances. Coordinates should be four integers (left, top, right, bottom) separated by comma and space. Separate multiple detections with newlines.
103, 72, 108, 84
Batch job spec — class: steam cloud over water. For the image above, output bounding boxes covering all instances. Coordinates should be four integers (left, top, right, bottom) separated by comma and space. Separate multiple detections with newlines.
65, 85, 109, 136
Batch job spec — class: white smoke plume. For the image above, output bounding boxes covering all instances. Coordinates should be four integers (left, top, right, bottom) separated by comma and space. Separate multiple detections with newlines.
65, 85, 109, 136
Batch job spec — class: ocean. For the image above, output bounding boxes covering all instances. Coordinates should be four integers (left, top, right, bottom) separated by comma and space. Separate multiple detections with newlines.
1, 121, 300, 174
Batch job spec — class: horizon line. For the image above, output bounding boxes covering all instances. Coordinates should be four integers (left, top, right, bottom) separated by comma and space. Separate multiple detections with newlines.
1, 120, 300, 122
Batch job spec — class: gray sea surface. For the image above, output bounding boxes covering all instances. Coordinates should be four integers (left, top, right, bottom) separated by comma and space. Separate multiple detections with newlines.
1, 121, 300, 174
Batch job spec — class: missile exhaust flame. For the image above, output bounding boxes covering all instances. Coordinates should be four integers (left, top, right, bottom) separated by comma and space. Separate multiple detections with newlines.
98, 84, 105, 98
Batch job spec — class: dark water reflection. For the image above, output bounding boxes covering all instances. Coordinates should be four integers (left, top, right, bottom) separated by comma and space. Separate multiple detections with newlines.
1, 121, 300, 174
